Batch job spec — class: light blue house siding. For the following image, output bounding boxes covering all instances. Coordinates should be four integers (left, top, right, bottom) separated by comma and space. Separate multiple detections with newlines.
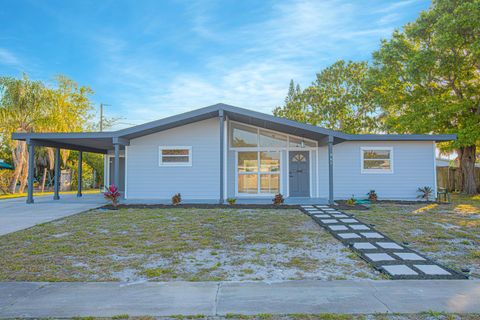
125, 118, 220, 199
318, 141, 436, 200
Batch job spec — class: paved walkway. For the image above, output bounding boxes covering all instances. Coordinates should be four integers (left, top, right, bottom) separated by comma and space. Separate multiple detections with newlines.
0, 280, 478, 317
300, 205, 467, 279
0, 193, 105, 235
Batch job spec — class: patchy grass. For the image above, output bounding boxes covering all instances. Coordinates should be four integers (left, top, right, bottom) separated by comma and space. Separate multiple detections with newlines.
351, 194, 480, 278
0, 207, 378, 281
0, 189, 100, 200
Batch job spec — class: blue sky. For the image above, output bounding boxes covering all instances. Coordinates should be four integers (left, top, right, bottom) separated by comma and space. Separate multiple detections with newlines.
0, 0, 430, 129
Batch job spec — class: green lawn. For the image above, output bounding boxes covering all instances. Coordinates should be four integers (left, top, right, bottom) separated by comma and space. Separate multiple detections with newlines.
351, 194, 480, 278
63, 313, 480, 320
0, 188, 100, 200
0, 207, 377, 282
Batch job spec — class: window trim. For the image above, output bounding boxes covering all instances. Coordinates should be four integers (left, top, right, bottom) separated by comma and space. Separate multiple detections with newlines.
360, 147, 394, 174
159, 146, 192, 167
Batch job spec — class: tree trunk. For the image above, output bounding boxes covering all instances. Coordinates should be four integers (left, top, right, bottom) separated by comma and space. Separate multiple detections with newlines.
8, 141, 26, 193
458, 145, 477, 194
18, 149, 29, 193
41, 167, 47, 193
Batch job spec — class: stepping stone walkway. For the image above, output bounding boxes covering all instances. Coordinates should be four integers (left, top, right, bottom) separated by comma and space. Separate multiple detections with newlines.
300, 205, 467, 280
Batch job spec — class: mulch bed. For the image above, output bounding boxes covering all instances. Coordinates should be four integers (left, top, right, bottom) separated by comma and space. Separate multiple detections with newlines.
103, 203, 301, 210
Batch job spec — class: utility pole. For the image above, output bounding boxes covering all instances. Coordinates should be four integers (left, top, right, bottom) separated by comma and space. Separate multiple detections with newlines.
99, 103, 111, 132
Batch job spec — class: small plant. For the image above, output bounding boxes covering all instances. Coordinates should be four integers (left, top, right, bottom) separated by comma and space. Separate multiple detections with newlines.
346, 194, 356, 206
103, 185, 121, 208
227, 197, 236, 205
272, 193, 284, 205
171, 193, 182, 205
417, 186, 433, 201
367, 190, 378, 202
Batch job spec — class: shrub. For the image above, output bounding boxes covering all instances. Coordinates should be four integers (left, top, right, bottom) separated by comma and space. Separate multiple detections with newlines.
417, 186, 433, 201
346, 195, 356, 206
367, 190, 378, 202
227, 197, 236, 205
171, 193, 181, 205
272, 193, 284, 205
103, 185, 121, 207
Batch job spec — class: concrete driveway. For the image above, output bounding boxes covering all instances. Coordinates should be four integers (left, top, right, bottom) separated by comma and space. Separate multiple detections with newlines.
0, 193, 106, 236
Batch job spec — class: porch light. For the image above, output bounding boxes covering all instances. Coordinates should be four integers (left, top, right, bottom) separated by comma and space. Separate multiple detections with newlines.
300, 140, 305, 148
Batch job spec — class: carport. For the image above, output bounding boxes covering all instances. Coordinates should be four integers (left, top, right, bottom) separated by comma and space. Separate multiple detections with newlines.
11, 132, 128, 204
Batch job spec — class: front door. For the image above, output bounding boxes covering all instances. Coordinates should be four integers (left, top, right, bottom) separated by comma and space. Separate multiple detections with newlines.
289, 151, 310, 197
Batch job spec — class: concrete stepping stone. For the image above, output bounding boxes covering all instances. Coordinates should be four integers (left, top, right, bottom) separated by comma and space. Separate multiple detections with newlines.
331, 214, 348, 217
414, 265, 451, 275
323, 208, 335, 211
320, 219, 339, 224
360, 232, 384, 239
328, 225, 349, 231
382, 265, 418, 276
340, 218, 358, 223
349, 224, 370, 230
315, 205, 328, 208
353, 242, 376, 250
308, 211, 324, 214
328, 211, 341, 214
313, 214, 332, 218
337, 233, 361, 239
394, 252, 426, 261
365, 253, 396, 262
376, 242, 403, 250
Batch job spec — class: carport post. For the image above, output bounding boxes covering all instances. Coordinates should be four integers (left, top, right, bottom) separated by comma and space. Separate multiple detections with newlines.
328, 135, 334, 205
54, 148, 60, 200
113, 143, 120, 188
26, 141, 35, 204
77, 151, 82, 197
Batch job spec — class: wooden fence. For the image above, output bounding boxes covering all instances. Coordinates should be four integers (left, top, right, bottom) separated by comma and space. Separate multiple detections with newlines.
436, 167, 480, 192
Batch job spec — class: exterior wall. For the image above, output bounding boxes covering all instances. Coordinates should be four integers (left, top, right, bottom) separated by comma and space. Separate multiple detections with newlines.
318, 141, 436, 200
126, 118, 220, 199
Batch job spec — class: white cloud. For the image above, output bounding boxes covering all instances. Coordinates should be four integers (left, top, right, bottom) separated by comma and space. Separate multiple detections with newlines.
90, 0, 425, 129
0, 48, 22, 67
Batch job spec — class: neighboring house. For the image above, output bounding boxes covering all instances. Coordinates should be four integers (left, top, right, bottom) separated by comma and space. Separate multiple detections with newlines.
12, 103, 455, 204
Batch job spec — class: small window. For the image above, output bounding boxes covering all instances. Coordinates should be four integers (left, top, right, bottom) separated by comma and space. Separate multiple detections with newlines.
361, 147, 393, 173
159, 146, 192, 166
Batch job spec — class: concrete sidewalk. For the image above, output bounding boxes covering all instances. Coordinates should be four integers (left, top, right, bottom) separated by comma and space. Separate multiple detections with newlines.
0, 280, 478, 317
0, 193, 105, 235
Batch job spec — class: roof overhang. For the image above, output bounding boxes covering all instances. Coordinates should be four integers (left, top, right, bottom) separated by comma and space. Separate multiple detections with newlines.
11, 132, 115, 154
11, 103, 457, 151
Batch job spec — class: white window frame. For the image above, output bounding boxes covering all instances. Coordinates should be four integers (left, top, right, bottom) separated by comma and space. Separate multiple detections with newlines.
235, 150, 282, 197
361, 147, 394, 174
159, 146, 192, 167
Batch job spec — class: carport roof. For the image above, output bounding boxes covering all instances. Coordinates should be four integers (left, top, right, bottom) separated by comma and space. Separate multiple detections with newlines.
12, 103, 456, 153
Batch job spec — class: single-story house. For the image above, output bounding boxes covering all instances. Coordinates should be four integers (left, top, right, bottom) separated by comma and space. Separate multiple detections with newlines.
12, 103, 455, 204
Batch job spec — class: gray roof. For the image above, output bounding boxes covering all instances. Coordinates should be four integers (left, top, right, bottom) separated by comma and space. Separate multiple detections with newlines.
12, 103, 456, 153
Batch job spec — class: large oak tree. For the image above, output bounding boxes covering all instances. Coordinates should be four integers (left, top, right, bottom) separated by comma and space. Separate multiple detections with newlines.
370, 0, 480, 194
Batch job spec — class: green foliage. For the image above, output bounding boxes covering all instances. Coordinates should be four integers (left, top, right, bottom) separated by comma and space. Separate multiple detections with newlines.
417, 186, 434, 201
227, 197, 236, 205
346, 195, 357, 206
370, 0, 480, 150
274, 61, 378, 134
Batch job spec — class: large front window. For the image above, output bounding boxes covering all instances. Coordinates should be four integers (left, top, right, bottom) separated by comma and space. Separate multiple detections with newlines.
237, 151, 280, 194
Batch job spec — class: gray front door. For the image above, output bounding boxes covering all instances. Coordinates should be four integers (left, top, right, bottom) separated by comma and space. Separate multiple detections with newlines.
289, 151, 310, 197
